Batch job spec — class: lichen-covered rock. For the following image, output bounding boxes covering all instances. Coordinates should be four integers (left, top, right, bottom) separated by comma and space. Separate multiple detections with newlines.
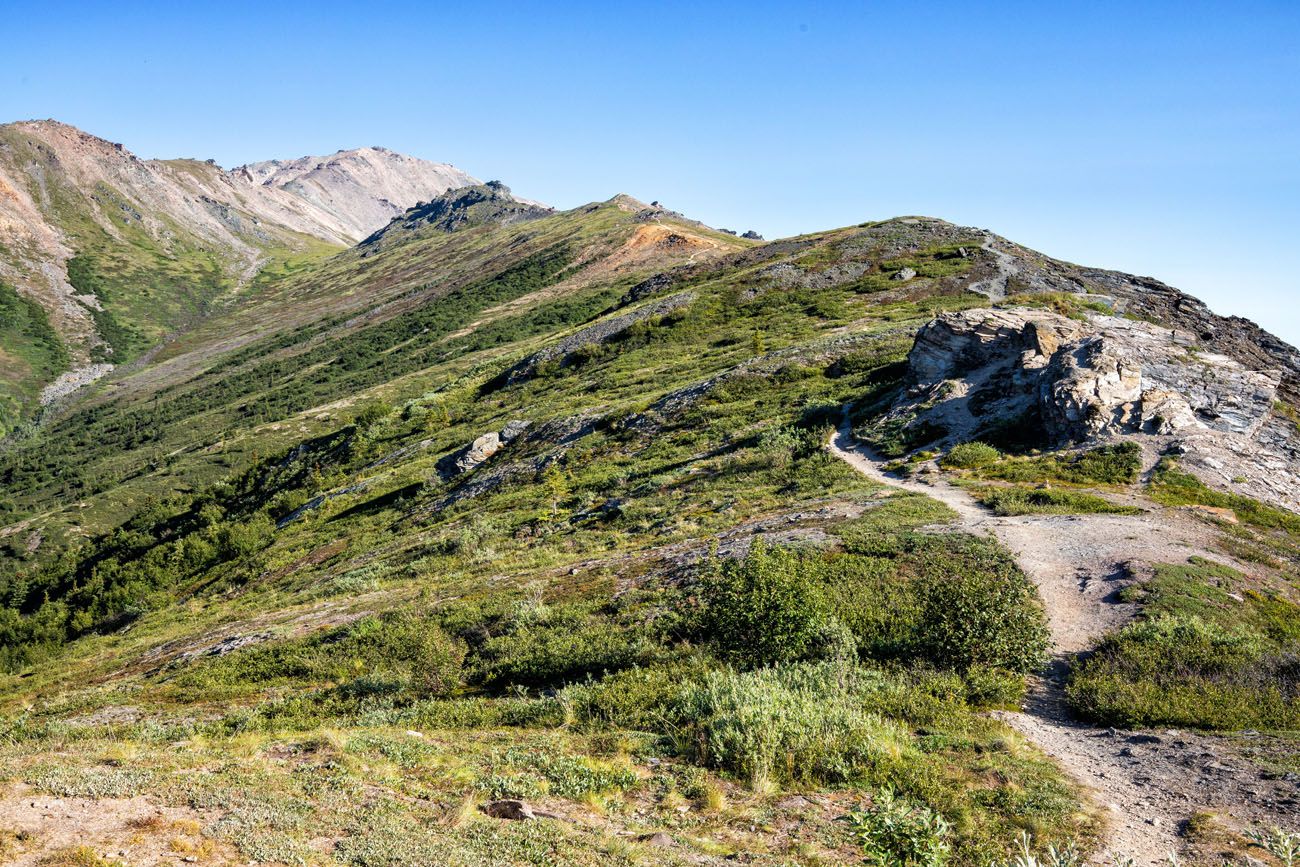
1039, 334, 1143, 441
897, 308, 1279, 445
907, 308, 1082, 386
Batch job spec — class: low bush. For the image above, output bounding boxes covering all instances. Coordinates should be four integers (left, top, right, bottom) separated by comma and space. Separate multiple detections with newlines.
1068, 559, 1300, 729
974, 442, 1140, 485
969, 485, 1141, 516
847, 787, 952, 867
865, 416, 950, 459
940, 442, 1001, 470
916, 547, 1049, 675
470, 600, 664, 689
558, 658, 714, 731
696, 541, 836, 668
170, 610, 465, 701
677, 662, 913, 788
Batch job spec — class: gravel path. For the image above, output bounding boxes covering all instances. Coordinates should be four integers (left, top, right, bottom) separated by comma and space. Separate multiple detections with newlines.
828, 414, 1299, 864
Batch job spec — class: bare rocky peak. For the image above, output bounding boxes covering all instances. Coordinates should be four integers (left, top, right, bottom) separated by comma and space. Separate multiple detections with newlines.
231, 146, 479, 241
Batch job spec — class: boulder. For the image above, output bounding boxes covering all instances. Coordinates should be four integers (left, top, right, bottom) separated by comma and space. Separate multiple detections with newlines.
638, 832, 674, 847
480, 799, 537, 820
479, 799, 562, 821
436, 420, 530, 479
1040, 335, 1143, 442
455, 432, 502, 473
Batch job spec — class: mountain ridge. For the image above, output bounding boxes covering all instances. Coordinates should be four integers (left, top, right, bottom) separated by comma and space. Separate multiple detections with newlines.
2, 121, 1300, 866
0, 120, 481, 434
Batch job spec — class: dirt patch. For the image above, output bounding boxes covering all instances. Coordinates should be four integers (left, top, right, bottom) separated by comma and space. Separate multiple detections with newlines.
0, 783, 235, 866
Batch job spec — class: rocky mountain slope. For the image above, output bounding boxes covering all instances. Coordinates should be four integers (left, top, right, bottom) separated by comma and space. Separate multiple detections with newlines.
232, 145, 479, 242
0, 130, 1299, 866
0, 120, 478, 434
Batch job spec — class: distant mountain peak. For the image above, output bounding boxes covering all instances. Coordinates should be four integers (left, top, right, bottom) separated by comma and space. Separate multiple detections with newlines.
229, 146, 479, 239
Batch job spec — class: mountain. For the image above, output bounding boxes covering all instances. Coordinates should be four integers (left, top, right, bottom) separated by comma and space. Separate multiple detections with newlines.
0, 120, 478, 434
1, 124, 1300, 865
232, 145, 479, 242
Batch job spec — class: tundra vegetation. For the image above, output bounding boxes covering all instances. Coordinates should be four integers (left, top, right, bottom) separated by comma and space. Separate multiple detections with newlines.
0, 181, 1296, 865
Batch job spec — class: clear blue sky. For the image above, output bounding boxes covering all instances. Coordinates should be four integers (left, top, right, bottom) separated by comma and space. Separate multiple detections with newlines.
4, 0, 1298, 341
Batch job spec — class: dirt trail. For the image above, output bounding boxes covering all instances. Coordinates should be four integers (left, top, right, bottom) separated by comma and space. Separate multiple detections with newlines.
828, 415, 1299, 864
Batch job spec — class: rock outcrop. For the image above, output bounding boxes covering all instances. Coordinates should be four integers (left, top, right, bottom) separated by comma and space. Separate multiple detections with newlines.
873, 307, 1300, 509
361, 182, 552, 249
436, 420, 531, 480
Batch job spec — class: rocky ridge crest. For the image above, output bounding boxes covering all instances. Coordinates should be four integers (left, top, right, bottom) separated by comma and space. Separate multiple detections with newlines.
878, 306, 1300, 510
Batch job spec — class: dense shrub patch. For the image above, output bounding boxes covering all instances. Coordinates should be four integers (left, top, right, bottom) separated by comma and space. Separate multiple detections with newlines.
940, 442, 1001, 470
971, 442, 1140, 485
678, 662, 913, 788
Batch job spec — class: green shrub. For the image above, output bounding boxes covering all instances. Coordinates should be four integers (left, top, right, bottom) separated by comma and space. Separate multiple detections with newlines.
1052, 442, 1140, 484
216, 513, 276, 560
940, 442, 1001, 470
847, 787, 952, 867
697, 541, 833, 668
350, 612, 465, 698
500, 747, 638, 798
388, 695, 563, 729
677, 662, 913, 788
1068, 559, 1300, 729
472, 601, 661, 689
1066, 615, 1299, 729
352, 401, 393, 431
918, 552, 1049, 674
975, 442, 1140, 485
558, 658, 713, 730
820, 554, 924, 660
866, 416, 950, 459
173, 610, 465, 701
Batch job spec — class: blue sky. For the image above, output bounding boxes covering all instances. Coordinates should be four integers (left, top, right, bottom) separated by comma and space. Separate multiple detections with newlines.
4, 0, 1298, 341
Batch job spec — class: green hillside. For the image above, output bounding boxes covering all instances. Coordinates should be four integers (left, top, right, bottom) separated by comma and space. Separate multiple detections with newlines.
3, 179, 1300, 865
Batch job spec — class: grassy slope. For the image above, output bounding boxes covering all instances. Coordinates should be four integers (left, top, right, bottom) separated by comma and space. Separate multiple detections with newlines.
0, 213, 1105, 864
